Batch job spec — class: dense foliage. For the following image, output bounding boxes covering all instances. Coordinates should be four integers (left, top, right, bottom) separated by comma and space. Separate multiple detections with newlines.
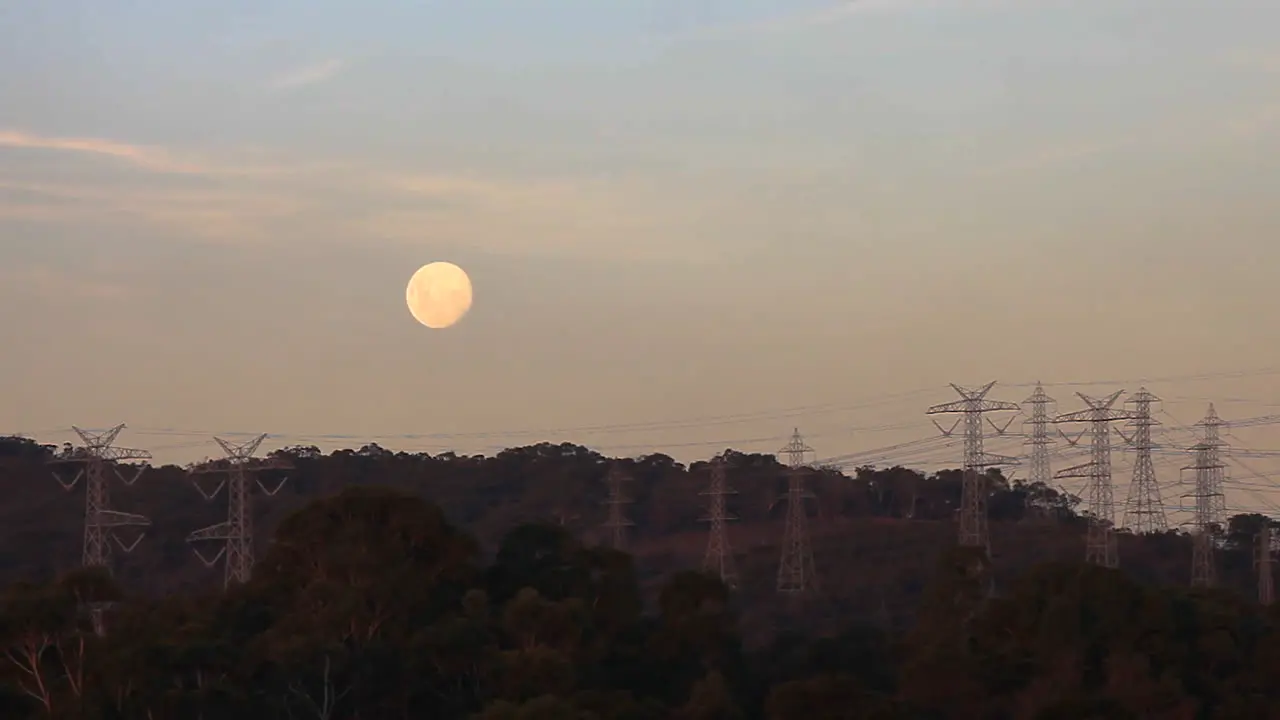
1, 435, 1279, 716
2, 487, 1280, 718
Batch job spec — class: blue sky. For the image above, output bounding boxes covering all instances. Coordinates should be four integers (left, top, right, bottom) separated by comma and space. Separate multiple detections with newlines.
2, 1, 1279, 499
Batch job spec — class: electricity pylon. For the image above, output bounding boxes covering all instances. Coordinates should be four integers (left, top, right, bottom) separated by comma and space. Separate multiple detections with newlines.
601, 463, 633, 551
1119, 388, 1168, 533
1258, 524, 1274, 605
700, 455, 739, 588
1053, 391, 1136, 568
1184, 405, 1226, 588
927, 383, 1020, 552
776, 429, 818, 595
1022, 383, 1056, 488
48, 424, 151, 635
187, 434, 291, 588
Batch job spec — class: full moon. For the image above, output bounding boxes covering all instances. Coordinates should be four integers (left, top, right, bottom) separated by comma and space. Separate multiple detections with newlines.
405, 262, 473, 329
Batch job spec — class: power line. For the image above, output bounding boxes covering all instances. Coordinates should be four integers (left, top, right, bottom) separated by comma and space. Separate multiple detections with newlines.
123, 388, 944, 444
36, 365, 1279, 448
1005, 365, 1280, 389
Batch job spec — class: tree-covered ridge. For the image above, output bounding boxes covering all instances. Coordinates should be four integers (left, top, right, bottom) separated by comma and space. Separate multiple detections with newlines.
0, 434, 1269, 607
2, 436, 1276, 596
1, 486, 1278, 718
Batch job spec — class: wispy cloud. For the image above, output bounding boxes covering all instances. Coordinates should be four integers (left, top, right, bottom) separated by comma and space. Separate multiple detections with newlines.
0, 135, 789, 262
269, 58, 347, 90
0, 128, 339, 178
0, 137, 676, 255
0, 176, 307, 244
0, 129, 206, 174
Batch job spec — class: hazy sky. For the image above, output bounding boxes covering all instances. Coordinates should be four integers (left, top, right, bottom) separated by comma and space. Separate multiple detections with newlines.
2, 0, 1279, 508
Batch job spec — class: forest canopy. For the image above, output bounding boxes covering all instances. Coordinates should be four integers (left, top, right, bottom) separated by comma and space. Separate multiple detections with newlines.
0, 435, 1276, 717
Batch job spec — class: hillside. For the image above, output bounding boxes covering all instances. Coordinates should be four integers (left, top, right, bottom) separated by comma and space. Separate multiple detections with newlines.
0, 436, 1270, 642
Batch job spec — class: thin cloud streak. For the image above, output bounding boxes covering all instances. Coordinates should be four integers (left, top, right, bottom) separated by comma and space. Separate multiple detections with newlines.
0, 175, 309, 244
0, 137, 680, 254
269, 58, 347, 89
0, 129, 342, 177
0, 129, 206, 174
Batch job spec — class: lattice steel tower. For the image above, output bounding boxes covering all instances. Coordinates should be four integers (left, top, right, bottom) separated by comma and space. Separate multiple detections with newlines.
187, 434, 291, 588
1184, 405, 1226, 588
700, 455, 739, 588
601, 463, 634, 551
776, 429, 818, 595
1119, 388, 1168, 533
1022, 383, 1056, 487
49, 424, 151, 634
927, 383, 1020, 551
1053, 391, 1136, 568
1259, 525, 1274, 605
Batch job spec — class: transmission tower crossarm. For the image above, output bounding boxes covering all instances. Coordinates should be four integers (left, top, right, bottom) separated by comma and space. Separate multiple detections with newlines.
927, 399, 1021, 415
189, 521, 234, 541
1053, 461, 1095, 479
1052, 409, 1134, 424
93, 446, 152, 462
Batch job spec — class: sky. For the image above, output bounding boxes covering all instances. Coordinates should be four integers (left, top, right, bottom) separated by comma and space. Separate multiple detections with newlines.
2, 0, 1280, 514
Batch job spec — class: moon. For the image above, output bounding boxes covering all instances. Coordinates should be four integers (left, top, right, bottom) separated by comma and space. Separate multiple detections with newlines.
405, 262, 473, 329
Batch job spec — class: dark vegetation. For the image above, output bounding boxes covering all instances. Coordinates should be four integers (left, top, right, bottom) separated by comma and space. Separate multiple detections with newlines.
1, 435, 1279, 717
